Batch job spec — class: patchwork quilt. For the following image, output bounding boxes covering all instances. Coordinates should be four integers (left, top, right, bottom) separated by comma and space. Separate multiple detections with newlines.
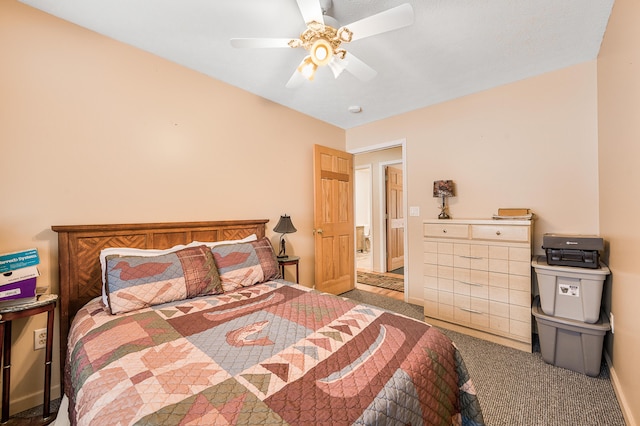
66, 281, 485, 425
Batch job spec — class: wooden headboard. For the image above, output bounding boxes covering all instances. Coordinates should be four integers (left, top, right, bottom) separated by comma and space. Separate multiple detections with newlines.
51, 219, 268, 374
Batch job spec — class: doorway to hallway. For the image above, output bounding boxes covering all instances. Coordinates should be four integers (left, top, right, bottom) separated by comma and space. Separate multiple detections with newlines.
353, 144, 406, 301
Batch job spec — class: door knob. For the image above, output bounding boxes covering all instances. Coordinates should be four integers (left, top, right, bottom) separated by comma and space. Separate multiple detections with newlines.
313, 228, 323, 235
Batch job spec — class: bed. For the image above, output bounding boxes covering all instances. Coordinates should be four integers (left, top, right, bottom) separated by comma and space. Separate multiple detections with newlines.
52, 220, 485, 426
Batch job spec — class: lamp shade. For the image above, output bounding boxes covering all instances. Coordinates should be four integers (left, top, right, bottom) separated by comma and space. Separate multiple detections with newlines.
274, 215, 297, 234
433, 180, 455, 198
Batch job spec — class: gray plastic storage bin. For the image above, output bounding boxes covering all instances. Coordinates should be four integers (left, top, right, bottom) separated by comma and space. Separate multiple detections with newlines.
532, 256, 610, 323
532, 297, 610, 377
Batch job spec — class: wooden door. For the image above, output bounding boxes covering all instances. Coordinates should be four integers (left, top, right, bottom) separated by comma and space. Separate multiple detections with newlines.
386, 165, 404, 272
313, 144, 354, 294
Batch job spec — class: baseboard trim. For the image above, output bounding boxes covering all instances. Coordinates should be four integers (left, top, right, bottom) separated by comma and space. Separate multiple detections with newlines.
407, 295, 422, 306
11, 384, 61, 416
605, 351, 636, 426
424, 315, 532, 352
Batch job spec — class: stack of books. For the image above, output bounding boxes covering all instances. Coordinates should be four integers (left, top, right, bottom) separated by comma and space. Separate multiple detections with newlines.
0, 248, 41, 307
492, 208, 534, 220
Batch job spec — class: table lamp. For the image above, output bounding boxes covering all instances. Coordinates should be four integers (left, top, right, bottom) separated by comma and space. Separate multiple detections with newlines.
433, 180, 455, 219
273, 214, 297, 258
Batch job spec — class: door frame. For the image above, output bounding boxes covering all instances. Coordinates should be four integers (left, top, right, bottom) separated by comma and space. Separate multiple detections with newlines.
348, 139, 408, 301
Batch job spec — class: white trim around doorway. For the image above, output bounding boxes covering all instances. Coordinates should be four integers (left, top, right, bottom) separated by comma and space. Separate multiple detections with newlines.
348, 139, 408, 302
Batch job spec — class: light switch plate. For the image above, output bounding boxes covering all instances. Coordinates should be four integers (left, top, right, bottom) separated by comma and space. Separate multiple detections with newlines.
409, 206, 420, 217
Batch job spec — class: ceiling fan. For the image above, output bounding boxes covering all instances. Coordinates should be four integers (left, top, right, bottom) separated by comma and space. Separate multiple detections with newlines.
230, 0, 414, 88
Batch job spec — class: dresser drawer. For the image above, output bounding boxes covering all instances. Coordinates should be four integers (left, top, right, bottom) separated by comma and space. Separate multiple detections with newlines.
425, 223, 469, 238
470, 224, 530, 242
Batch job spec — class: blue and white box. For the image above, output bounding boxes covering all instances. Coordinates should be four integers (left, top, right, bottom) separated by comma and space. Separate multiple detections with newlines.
0, 248, 40, 274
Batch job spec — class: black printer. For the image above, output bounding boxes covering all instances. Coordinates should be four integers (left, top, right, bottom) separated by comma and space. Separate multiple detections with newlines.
542, 234, 604, 269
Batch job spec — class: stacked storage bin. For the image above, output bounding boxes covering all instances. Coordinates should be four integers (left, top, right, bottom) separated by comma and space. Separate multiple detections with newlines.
531, 256, 610, 377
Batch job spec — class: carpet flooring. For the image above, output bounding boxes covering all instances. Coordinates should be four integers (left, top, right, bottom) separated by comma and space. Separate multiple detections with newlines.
14, 398, 61, 421
340, 289, 626, 426
356, 271, 404, 292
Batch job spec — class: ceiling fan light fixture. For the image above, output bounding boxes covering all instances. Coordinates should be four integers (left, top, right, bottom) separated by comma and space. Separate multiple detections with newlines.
231, 2, 415, 88
298, 56, 318, 80
310, 38, 333, 66
336, 27, 353, 43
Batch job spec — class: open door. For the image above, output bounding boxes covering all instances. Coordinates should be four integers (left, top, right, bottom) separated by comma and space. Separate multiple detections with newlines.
386, 165, 404, 272
313, 144, 354, 295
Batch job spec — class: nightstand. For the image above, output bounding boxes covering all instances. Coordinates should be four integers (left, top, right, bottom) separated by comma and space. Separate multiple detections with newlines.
0, 294, 58, 425
277, 256, 300, 283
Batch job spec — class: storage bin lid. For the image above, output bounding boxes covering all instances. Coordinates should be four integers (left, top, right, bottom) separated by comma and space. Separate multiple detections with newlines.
532, 297, 611, 332
532, 256, 610, 277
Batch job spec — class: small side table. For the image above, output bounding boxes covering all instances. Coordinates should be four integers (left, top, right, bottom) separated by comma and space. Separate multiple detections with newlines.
277, 256, 300, 283
0, 294, 58, 425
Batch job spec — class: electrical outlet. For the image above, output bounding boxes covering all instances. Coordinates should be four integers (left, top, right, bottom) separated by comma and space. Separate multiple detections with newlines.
34, 328, 47, 350
610, 312, 615, 334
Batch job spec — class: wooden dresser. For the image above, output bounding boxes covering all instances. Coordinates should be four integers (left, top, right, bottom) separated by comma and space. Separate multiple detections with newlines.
423, 219, 533, 351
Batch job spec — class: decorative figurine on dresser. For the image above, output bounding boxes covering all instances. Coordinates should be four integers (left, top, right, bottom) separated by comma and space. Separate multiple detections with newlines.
423, 209, 534, 352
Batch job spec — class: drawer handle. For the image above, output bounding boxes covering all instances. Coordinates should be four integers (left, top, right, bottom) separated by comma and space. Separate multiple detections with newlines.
442, 229, 447, 233
496, 230, 501, 235
460, 307, 484, 314
459, 255, 484, 260
458, 280, 483, 287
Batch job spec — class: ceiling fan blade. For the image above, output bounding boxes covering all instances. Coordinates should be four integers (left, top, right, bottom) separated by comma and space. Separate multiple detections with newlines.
230, 38, 295, 48
343, 3, 414, 42
295, 0, 324, 24
340, 53, 377, 82
328, 55, 346, 79
285, 67, 307, 89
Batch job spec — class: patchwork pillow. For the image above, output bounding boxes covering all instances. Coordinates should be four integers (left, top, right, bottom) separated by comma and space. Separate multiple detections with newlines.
211, 237, 280, 292
105, 245, 221, 314
99, 234, 257, 307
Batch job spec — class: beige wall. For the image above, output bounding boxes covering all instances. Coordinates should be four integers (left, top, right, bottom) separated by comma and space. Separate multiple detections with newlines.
354, 147, 403, 273
0, 0, 344, 413
347, 62, 600, 306
597, 0, 640, 423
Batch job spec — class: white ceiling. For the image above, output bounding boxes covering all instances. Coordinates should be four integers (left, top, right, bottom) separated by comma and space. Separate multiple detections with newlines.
20, 0, 614, 129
